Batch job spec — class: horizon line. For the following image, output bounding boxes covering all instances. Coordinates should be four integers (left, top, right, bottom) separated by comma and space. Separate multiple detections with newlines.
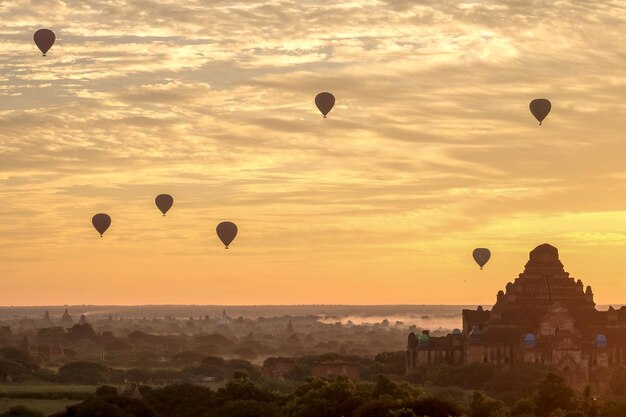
1, 303, 625, 308
0, 303, 486, 308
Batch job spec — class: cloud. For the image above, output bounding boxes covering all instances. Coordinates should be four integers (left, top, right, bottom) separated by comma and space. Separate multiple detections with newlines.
0, 0, 625, 304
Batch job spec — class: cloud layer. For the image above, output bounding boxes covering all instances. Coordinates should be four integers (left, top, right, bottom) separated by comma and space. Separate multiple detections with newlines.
1, 0, 626, 305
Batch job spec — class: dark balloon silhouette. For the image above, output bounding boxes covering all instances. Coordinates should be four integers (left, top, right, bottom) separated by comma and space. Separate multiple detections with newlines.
315, 92, 335, 118
472, 248, 491, 270
33, 29, 56, 56
155, 194, 174, 216
529, 99, 551, 125
216, 221, 238, 249
92, 213, 111, 237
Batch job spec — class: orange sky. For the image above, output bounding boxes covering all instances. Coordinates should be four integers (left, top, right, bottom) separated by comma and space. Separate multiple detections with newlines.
1, 1, 626, 305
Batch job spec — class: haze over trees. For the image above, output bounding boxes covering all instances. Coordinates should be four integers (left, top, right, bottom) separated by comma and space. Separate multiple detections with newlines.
0, 307, 625, 416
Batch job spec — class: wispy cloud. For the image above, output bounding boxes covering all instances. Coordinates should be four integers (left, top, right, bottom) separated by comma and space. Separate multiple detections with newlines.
1, 0, 625, 305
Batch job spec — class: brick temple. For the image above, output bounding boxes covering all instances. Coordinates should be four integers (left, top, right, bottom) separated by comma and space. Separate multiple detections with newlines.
407, 243, 626, 382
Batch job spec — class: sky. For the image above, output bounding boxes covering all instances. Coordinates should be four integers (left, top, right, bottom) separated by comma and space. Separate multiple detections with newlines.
1, 0, 626, 306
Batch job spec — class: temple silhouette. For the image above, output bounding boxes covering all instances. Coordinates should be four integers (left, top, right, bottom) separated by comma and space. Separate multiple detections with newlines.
407, 243, 623, 383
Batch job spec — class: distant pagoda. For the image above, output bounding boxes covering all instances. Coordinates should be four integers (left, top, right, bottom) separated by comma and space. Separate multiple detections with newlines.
19, 335, 35, 355
59, 309, 73, 325
49, 340, 65, 360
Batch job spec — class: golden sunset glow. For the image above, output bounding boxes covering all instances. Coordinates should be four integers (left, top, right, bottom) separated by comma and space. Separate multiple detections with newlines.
1, 1, 626, 305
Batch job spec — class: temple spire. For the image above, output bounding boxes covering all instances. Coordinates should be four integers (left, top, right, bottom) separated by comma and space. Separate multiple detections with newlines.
524, 243, 564, 271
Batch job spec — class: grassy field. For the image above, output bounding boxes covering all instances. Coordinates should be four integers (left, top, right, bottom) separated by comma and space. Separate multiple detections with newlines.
0, 384, 95, 394
0, 384, 95, 416
0, 398, 79, 415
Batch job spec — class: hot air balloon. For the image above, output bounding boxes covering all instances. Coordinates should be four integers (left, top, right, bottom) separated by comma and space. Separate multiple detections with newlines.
155, 194, 174, 216
216, 221, 238, 249
472, 248, 491, 270
529, 99, 551, 125
33, 29, 56, 56
92, 213, 111, 237
315, 92, 335, 118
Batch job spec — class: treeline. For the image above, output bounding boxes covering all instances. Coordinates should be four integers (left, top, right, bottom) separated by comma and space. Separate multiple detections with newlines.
1, 340, 406, 386
403, 362, 552, 403
4, 373, 626, 417
1, 313, 412, 363
0, 347, 259, 385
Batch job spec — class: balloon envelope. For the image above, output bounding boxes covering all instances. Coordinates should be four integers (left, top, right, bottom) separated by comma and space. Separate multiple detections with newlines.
33, 29, 55, 56
315, 92, 335, 118
92, 213, 111, 237
216, 221, 238, 249
155, 194, 174, 216
472, 248, 491, 270
529, 99, 551, 125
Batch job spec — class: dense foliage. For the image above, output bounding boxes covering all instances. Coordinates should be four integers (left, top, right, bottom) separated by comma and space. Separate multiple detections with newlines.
0, 372, 619, 417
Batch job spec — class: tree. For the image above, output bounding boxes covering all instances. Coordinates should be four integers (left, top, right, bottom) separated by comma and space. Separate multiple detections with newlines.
105, 340, 133, 352
0, 406, 45, 417
67, 324, 96, 341
144, 384, 216, 417
581, 385, 599, 417
0, 358, 28, 380
601, 400, 626, 417
284, 363, 312, 382
62, 397, 156, 417
125, 368, 153, 383
184, 362, 226, 378
534, 374, 577, 417
0, 348, 38, 370
95, 385, 119, 397
487, 364, 550, 403
99, 396, 155, 417
286, 376, 366, 417
57, 362, 109, 384
35, 326, 65, 344
468, 391, 510, 417
372, 375, 419, 401
202, 356, 226, 367
217, 379, 277, 403
511, 398, 535, 417
608, 367, 626, 396
374, 351, 407, 375
203, 400, 281, 417
234, 346, 258, 361
404, 397, 463, 417
196, 333, 234, 351
71, 399, 126, 417
170, 351, 205, 366
562, 412, 585, 417
389, 409, 416, 417
224, 359, 258, 379
353, 398, 399, 417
